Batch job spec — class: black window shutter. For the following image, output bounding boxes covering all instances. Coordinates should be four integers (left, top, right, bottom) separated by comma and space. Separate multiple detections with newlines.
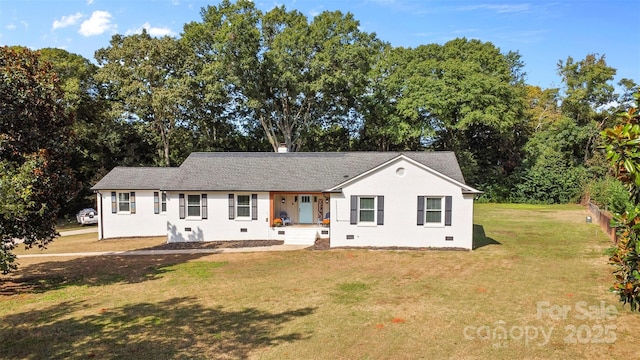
130, 192, 136, 214
179, 194, 185, 219
377, 196, 384, 225
111, 192, 117, 213
417, 196, 425, 226
445, 196, 452, 226
154, 192, 159, 214
251, 194, 258, 220
228, 194, 235, 219
201, 194, 208, 219
350, 195, 357, 225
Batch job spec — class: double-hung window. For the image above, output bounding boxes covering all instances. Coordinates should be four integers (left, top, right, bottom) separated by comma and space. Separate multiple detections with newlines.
111, 191, 135, 214
350, 195, 384, 225
179, 193, 208, 219
236, 195, 251, 218
417, 196, 451, 226
228, 194, 258, 220
359, 197, 375, 223
425, 197, 442, 224
154, 191, 168, 214
118, 193, 130, 212
187, 195, 201, 217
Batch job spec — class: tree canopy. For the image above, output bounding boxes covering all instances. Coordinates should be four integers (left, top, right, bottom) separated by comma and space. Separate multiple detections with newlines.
0, 46, 77, 273
182, 0, 383, 152
95, 30, 191, 167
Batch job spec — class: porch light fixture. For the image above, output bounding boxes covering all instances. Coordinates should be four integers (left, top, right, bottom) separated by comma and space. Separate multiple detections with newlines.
325, 198, 329, 204
281, 197, 285, 204
294, 196, 298, 202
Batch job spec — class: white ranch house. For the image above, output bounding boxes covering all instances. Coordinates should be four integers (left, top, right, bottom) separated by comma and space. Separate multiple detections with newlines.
91, 152, 481, 249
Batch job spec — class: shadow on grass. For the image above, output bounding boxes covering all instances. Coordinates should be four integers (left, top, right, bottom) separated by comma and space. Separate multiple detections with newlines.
0, 253, 212, 296
473, 224, 501, 250
142, 239, 284, 251
0, 297, 315, 359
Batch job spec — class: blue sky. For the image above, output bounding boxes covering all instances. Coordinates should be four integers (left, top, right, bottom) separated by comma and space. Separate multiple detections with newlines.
1, 0, 638, 89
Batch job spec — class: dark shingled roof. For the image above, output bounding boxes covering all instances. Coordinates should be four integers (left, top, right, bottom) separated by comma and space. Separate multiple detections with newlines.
91, 167, 179, 190
91, 152, 474, 192
165, 151, 466, 191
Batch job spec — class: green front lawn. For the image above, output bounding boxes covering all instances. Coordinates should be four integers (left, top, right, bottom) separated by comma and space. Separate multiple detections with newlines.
1, 204, 637, 359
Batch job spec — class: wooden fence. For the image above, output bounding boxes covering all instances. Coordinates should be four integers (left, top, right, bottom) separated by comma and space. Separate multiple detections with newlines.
588, 202, 617, 243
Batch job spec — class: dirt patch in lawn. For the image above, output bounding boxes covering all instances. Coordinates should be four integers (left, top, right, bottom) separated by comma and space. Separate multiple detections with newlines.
150, 240, 284, 250
308, 237, 468, 251
14, 236, 284, 255
310, 238, 330, 250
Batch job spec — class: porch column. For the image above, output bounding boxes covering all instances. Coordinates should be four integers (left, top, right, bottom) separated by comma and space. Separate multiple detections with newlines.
269, 192, 274, 226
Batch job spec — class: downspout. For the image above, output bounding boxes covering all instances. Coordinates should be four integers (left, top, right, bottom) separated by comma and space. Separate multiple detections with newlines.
96, 191, 104, 240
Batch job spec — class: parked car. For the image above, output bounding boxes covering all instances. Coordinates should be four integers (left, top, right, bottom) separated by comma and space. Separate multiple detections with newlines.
76, 208, 98, 225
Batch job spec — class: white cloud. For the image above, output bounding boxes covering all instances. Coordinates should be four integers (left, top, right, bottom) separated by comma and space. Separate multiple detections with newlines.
308, 5, 323, 17
6, 23, 16, 30
87, 0, 94, 4
79, 10, 115, 36
52, 12, 84, 30
125, 22, 176, 37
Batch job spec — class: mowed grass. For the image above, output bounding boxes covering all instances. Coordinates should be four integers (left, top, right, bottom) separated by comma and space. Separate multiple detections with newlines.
2, 204, 639, 359
11, 230, 167, 255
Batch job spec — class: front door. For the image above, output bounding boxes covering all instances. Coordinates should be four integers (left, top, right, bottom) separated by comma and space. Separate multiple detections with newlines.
299, 195, 313, 224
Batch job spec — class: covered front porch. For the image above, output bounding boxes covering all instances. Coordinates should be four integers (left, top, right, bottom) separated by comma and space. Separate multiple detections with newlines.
269, 192, 330, 245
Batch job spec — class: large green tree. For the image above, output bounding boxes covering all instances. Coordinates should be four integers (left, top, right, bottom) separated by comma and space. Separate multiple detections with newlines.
40, 48, 158, 212
39, 48, 106, 210
512, 116, 591, 203
183, 0, 381, 152
95, 30, 190, 166
364, 39, 527, 186
514, 54, 620, 204
357, 45, 424, 151
558, 54, 617, 125
557, 53, 617, 169
416, 40, 527, 184
0, 46, 77, 273
178, 2, 249, 153
524, 85, 562, 133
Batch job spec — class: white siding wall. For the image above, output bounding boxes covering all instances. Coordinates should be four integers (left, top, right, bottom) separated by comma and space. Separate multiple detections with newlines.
166, 192, 272, 242
97, 190, 167, 239
330, 158, 475, 249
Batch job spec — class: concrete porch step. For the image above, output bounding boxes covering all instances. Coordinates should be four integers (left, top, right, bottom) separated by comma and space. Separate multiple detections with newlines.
284, 228, 318, 245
